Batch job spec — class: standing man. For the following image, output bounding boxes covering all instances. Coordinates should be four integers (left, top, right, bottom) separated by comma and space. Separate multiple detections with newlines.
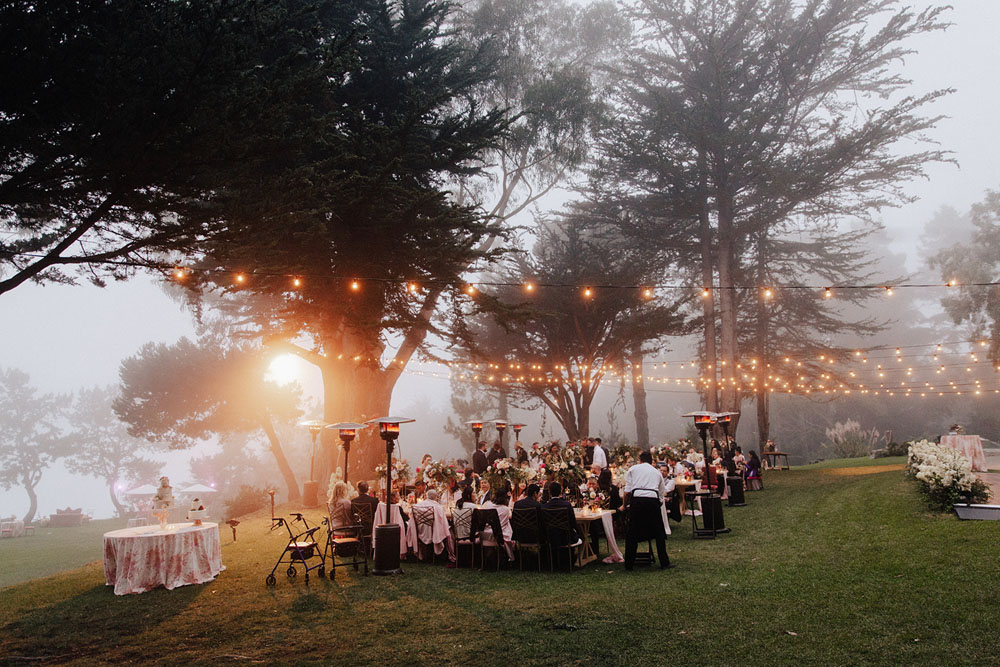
623, 451, 673, 570
473, 440, 488, 476
592, 437, 608, 470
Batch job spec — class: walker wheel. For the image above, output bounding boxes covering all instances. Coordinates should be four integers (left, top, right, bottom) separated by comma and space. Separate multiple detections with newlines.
265, 574, 276, 586
286, 566, 297, 578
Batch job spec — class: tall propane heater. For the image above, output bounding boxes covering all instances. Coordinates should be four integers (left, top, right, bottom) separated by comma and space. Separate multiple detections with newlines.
325, 422, 369, 483
368, 416, 414, 575
298, 420, 329, 508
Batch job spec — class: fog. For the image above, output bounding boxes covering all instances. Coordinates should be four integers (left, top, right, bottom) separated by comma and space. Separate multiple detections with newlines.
2, 1, 999, 520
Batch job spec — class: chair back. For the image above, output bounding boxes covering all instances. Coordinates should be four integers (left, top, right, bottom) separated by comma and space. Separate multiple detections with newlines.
412, 506, 436, 528
351, 500, 375, 538
452, 506, 474, 540
540, 507, 573, 547
472, 508, 504, 547
511, 507, 542, 545
706, 466, 718, 491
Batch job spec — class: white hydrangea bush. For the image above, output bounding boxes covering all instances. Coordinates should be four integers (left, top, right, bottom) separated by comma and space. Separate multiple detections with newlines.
905, 439, 990, 510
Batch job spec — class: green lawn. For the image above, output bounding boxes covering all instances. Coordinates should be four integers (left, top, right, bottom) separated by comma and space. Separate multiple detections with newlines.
2, 459, 998, 665
0, 518, 121, 589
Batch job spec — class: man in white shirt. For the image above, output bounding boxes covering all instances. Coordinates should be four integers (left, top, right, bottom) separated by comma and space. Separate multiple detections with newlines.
623, 450, 673, 570
592, 437, 608, 469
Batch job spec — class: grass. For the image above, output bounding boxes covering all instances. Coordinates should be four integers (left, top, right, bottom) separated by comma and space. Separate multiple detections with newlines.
0, 518, 120, 589
2, 458, 999, 665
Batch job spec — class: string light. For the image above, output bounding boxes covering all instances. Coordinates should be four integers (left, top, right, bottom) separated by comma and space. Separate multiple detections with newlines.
702, 288, 711, 298
234, 273, 247, 285
824, 287, 833, 299
465, 284, 477, 296
583, 287, 593, 298
350, 279, 361, 291
292, 277, 302, 288
524, 282, 535, 293
884, 286, 893, 296
408, 282, 419, 294
763, 288, 773, 299
642, 287, 653, 299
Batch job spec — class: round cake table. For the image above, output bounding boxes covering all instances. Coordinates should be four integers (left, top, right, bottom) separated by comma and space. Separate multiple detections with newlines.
103, 522, 224, 595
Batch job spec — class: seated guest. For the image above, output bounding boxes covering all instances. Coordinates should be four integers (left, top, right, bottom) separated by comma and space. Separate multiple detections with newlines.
328, 481, 353, 531
514, 483, 542, 509
541, 482, 581, 546
481, 488, 514, 559
598, 468, 622, 511
353, 481, 379, 513
391, 491, 408, 523
514, 441, 530, 466
745, 451, 763, 490
478, 479, 493, 505
458, 468, 477, 489
456, 484, 476, 509
710, 446, 723, 466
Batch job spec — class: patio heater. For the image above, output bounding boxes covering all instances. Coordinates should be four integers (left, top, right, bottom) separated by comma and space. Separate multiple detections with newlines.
715, 412, 746, 507
298, 420, 329, 508
682, 411, 730, 538
325, 422, 369, 484
466, 419, 484, 449
512, 423, 526, 441
493, 419, 508, 451
368, 416, 415, 576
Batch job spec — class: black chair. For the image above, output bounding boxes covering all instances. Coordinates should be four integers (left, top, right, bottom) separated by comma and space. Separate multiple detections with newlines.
511, 507, 543, 572
540, 508, 580, 572
351, 500, 375, 555
321, 516, 368, 579
452, 505, 477, 569
411, 506, 441, 564
472, 509, 505, 571
622, 503, 656, 566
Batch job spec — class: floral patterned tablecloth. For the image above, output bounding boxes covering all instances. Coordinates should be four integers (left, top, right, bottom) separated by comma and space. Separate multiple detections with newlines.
103, 522, 224, 595
940, 435, 988, 472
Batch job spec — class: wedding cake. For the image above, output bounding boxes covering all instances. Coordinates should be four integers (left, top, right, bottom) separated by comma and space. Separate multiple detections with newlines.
152, 477, 174, 509
187, 497, 208, 523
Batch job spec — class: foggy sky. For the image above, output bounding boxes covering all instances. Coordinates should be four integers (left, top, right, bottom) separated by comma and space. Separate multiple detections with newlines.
2, 1, 998, 519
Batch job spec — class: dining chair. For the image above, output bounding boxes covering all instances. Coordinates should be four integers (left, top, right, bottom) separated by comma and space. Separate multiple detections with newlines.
539, 508, 579, 572
511, 508, 543, 572
452, 505, 476, 569
471, 509, 505, 572
411, 506, 440, 564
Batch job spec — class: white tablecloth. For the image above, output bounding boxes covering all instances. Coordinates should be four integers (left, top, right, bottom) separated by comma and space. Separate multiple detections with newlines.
373, 503, 408, 558
1, 519, 25, 537
103, 522, 224, 595
941, 435, 988, 472
406, 502, 455, 560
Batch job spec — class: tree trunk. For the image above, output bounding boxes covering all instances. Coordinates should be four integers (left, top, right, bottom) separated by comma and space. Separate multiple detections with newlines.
23, 482, 38, 524
498, 384, 510, 455
630, 351, 650, 448
716, 185, 741, 433
756, 388, 770, 451
109, 477, 127, 518
698, 146, 719, 413
258, 412, 300, 502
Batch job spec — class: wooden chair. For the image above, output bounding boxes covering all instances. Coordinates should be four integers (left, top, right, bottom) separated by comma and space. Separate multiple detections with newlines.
321, 516, 368, 579
472, 509, 505, 572
540, 508, 580, 572
350, 500, 376, 555
452, 506, 476, 569
411, 506, 441, 564
511, 507, 543, 572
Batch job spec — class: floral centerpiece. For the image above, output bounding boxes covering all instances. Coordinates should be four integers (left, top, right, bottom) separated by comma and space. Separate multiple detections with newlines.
421, 459, 458, 486
580, 488, 609, 510
483, 458, 515, 490
611, 444, 642, 467
948, 423, 965, 435
375, 459, 412, 485
906, 439, 990, 511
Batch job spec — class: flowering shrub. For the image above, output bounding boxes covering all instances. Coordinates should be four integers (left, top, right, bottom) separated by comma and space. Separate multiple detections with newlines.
906, 439, 990, 511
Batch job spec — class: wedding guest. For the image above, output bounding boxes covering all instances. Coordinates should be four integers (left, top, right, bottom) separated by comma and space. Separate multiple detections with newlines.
390, 491, 408, 523
478, 479, 493, 505
481, 488, 514, 559
592, 437, 608, 469
623, 451, 672, 571
710, 446, 723, 466
583, 438, 595, 466
353, 481, 379, 515
473, 441, 489, 475
456, 484, 476, 509
597, 469, 623, 511
542, 482, 582, 546
458, 467, 476, 489
328, 481, 353, 531
746, 451, 763, 491
514, 441, 529, 466
514, 483, 542, 510
487, 440, 505, 466
419, 453, 433, 482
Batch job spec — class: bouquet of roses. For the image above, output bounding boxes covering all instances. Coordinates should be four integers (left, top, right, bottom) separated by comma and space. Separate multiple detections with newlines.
581, 488, 609, 509
375, 459, 412, 483
483, 457, 515, 489
421, 459, 458, 484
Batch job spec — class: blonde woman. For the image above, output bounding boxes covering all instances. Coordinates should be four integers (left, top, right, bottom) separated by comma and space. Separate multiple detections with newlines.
328, 481, 352, 531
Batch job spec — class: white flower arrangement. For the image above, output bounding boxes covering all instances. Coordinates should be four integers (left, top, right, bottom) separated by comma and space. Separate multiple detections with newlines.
906, 439, 989, 510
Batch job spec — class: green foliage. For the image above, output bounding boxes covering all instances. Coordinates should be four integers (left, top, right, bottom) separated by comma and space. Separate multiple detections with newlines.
0, 0, 346, 294
0, 368, 69, 523
224, 485, 271, 521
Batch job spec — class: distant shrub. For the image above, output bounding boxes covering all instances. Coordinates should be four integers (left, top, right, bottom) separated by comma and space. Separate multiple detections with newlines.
224, 484, 269, 520
824, 420, 872, 458
885, 441, 908, 457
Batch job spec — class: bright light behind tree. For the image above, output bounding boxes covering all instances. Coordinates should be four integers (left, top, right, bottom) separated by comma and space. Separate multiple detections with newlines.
266, 354, 300, 385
